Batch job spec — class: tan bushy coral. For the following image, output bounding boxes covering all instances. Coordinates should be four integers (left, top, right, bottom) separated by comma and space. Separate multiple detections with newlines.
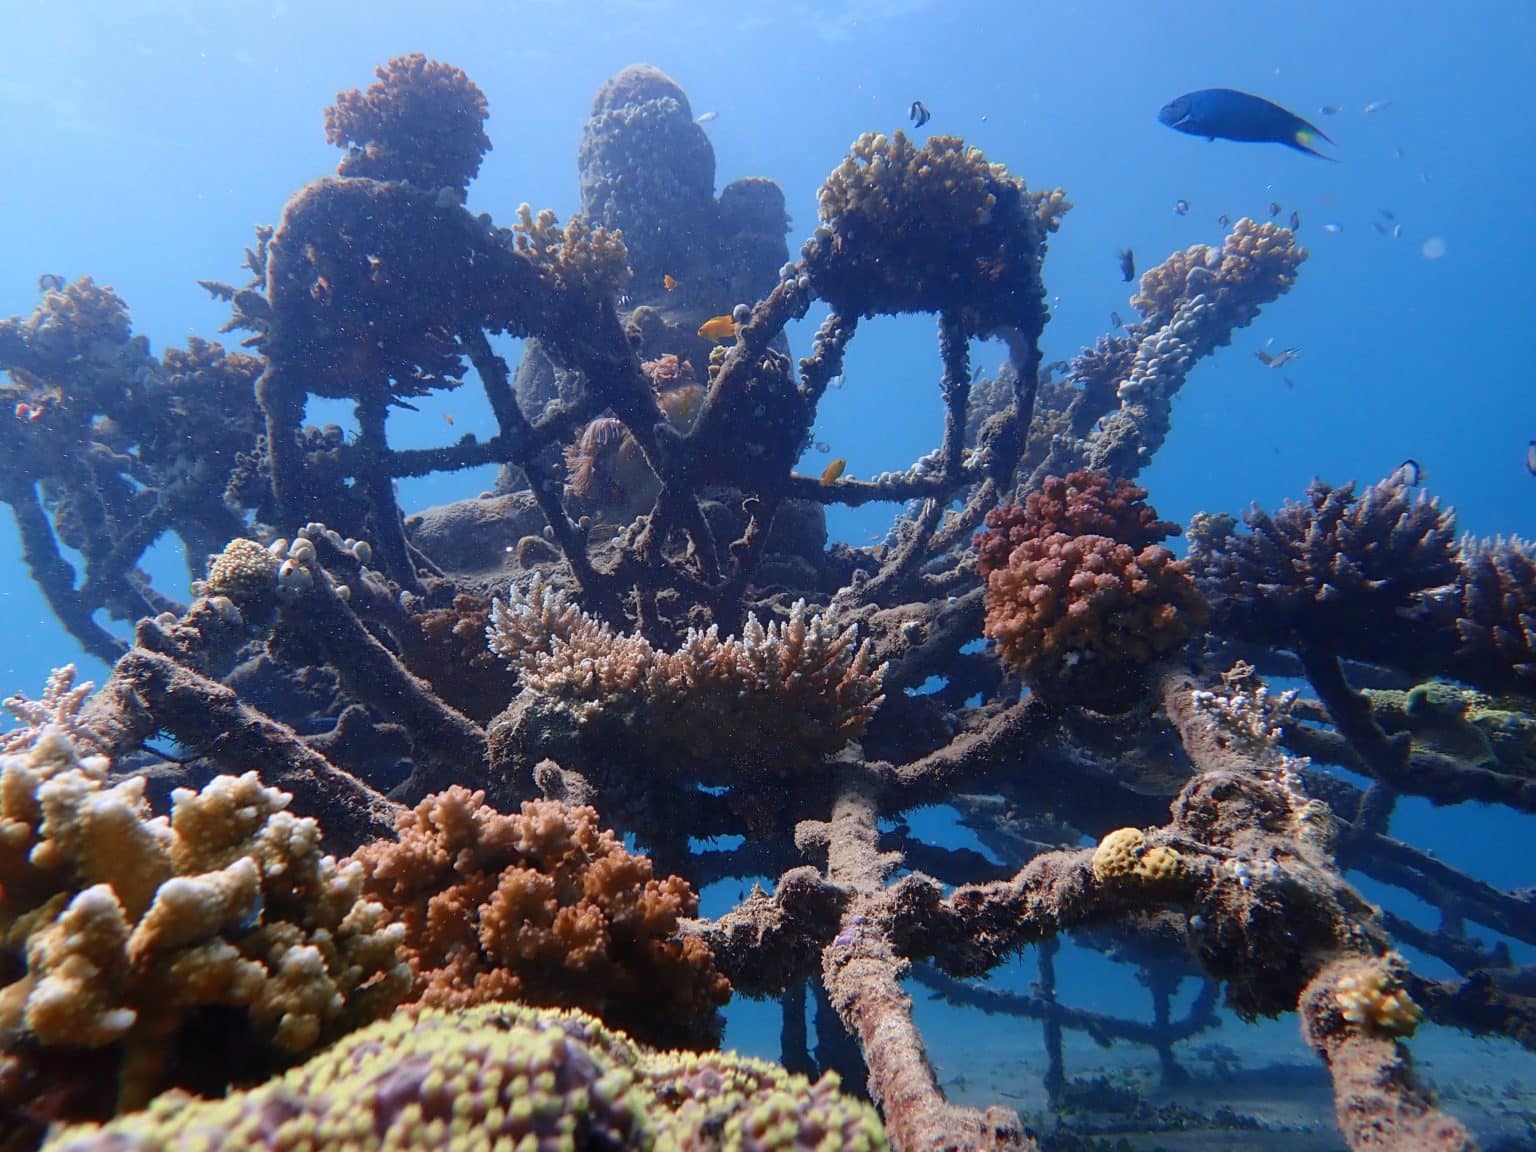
44, 1002, 887, 1152
511, 202, 632, 296
807, 131, 1064, 336
1130, 218, 1304, 327
0, 728, 409, 1128
487, 579, 886, 777
323, 53, 491, 190
351, 787, 729, 1050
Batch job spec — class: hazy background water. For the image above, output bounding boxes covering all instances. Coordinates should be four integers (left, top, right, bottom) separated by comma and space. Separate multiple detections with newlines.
3, 0, 1532, 1105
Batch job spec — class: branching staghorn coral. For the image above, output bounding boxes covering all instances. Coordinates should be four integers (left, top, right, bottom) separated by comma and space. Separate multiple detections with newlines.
487, 578, 886, 806
0, 728, 409, 1138
1, 665, 99, 755
351, 787, 730, 1050
1189, 472, 1460, 668
42, 1001, 887, 1152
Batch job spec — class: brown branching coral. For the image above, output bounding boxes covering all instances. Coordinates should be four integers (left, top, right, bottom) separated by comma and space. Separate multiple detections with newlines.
1453, 534, 1536, 691
1079, 218, 1306, 479
351, 787, 729, 1050
807, 131, 1063, 336
511, 202, 632, 297
487, 578, 886, 778
323, 52, 491, 190
1188, 473, 1460, 669
0, 729, 409, 1134
1130, 218, 1305, 327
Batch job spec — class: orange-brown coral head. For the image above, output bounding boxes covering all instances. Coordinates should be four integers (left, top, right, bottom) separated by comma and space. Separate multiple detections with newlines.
324, 54, 491, 190
976, 470, 1180, 578
351, 787, 730, 1051
978, 475, 1206, 710
983, 532, 1206, 709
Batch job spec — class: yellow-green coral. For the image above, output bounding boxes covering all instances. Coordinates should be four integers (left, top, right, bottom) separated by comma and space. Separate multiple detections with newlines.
1090, 827, 1182, 886
1334, 957, 1424, 1038
1365, 680, 1536, 775
45, 1002, 889, 1152
0, 728, 410, 1116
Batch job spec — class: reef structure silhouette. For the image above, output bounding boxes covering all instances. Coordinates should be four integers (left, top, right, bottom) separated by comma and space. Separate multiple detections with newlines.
0, 55, 1528, 1152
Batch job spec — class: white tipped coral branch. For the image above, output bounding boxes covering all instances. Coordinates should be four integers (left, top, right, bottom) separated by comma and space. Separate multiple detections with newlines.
1, 664, 101, 755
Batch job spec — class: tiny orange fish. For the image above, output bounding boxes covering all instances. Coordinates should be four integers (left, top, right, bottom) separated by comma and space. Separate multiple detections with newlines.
820, 458, 847, 485
698, 314, 737, 342
444, 412, 455, 427
663, 274, 678, 291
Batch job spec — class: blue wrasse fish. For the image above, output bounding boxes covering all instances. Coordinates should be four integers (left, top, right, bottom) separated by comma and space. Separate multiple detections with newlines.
1158, 89, 1336, 159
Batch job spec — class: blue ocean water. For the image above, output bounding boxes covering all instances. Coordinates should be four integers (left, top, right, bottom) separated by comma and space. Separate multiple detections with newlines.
2, 1, 1533, 1143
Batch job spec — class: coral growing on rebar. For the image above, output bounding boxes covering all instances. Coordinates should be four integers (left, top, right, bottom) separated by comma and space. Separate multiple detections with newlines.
981, 530, 1207, 709
1188, 474, 1459, 667
807, 132, 1062, 335
487, 579, 886, 777
1452, 534, 1536, 690
323, 52, 491, 190
975, 470, 1180, 575
0, 729, 409, 1129
977, 474, 1205, 709
511, 203, 632, 297
1, 666, 97, 754
44, 1001, 887, 1152
351, 787, 729, 1050
1130, 218, 1305, 328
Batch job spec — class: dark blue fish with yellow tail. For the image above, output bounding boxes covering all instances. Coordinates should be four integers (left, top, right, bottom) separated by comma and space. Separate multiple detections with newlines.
1158, 88, 1336, 159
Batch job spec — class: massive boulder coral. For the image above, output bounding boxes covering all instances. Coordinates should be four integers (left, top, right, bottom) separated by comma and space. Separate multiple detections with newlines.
0, 728, 410, 1133
323, 52, 491, 190
976, 472, 1206, 709
1188, 474, 1459, 669
350, 787, 729, 1050
43, 1001, 887, 1152
578, 63, 718, 289
806, 131, 1065, 335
